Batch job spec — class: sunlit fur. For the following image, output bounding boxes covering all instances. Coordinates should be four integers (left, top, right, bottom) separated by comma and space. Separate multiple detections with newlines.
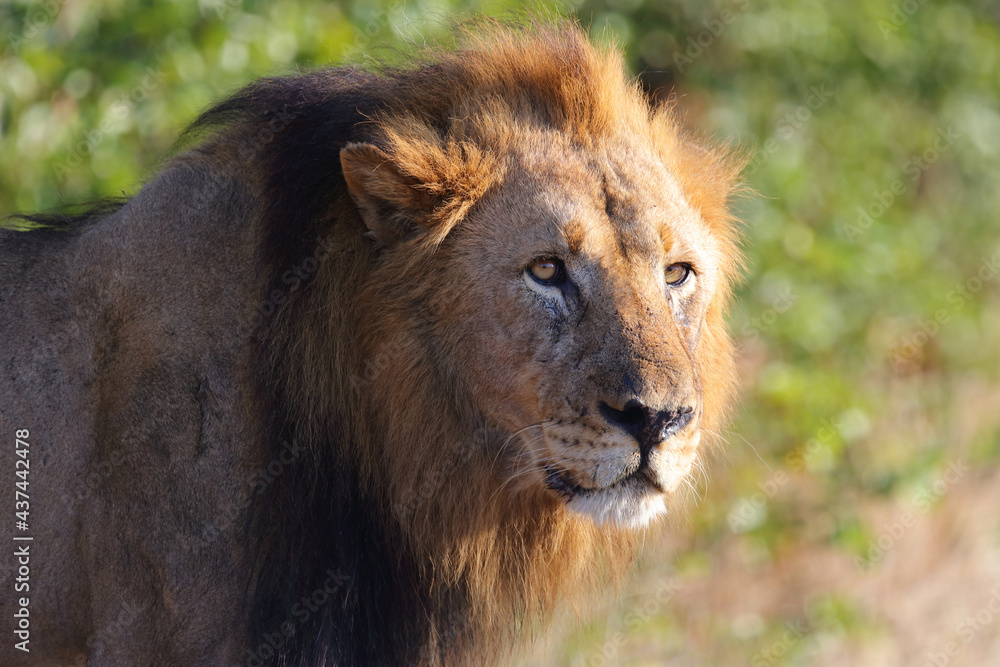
262, 20, 747, 664
0, 19, 745, 667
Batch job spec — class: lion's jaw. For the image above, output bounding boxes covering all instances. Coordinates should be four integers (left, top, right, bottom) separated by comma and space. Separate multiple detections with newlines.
532, 420, 702, 528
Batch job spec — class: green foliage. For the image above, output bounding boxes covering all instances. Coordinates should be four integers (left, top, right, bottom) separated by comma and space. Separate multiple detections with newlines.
0, 0, 529, 210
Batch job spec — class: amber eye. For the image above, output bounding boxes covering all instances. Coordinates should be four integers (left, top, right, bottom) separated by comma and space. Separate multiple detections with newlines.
527, 257, 565, 285
665, 263, 692, 286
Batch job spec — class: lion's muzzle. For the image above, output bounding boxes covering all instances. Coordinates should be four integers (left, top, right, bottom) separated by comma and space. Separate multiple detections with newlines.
535, 393, 701, 528
597, 399, 695, 456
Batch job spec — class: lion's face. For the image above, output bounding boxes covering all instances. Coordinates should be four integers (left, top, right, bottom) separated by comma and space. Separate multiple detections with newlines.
434, 132, 727, 528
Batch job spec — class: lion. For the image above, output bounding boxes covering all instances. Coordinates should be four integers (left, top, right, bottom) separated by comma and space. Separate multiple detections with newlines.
0, 20, 744, 666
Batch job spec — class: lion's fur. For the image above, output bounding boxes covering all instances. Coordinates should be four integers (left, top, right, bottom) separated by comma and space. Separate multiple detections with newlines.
0, 20, 743, 666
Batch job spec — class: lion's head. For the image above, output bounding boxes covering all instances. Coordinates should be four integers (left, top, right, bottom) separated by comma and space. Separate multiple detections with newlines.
338, 24, 743, 532
198, 20, 749, 664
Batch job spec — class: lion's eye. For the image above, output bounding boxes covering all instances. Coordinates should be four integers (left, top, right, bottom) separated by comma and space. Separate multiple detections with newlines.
527, 257, 565, 285
665, 263, 692, 286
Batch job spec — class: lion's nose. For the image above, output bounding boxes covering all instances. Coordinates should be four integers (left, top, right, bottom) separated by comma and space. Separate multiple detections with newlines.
598, 400, 695, 454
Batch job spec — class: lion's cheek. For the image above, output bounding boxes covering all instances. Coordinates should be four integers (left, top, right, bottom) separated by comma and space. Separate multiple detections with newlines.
460, 350, 552, 430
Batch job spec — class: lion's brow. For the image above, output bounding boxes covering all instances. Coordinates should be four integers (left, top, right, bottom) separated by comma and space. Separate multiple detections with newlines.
560, 220, 587, 254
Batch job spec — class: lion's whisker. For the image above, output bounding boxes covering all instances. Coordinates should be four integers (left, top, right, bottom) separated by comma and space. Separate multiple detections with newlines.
485, 433, 552, 507
701, 427, 731, 448
680, 475, 702, 504
733, 432, 773, 472
488, 420, 553, 472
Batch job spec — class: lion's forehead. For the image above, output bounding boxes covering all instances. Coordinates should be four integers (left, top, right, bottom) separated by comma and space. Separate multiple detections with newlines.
520, 146, 719, 271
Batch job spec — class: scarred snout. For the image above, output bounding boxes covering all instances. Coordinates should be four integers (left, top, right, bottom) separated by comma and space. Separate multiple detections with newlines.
597, 399, 695, 455
532, 287, 705, 527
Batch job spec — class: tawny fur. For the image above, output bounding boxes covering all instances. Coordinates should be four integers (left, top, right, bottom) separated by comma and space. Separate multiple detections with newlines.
0, 20, 744, 666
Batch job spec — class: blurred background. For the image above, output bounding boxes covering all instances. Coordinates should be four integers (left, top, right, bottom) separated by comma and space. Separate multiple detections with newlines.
2, 0, 999, 664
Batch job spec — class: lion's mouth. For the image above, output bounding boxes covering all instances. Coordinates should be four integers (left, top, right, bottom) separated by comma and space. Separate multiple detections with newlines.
534, 423, 700, 527
543, 462, 664, 498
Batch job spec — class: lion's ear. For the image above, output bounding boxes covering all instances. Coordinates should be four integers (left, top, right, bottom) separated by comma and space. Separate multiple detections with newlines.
340, 143, 435, 246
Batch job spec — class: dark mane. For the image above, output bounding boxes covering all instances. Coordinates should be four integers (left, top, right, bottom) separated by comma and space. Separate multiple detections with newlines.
184, 68, 389, 275
1, 18, 743, 666
178, 20, 739, 666
207, 67, 457, 666
206, 22, 653, 665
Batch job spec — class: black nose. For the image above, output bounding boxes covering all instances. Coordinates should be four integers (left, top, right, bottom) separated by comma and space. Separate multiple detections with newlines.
598, 400, 694, 454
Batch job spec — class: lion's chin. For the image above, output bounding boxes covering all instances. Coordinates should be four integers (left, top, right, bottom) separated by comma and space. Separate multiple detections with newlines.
561, 478, 668, 529
538, 432, 700, 529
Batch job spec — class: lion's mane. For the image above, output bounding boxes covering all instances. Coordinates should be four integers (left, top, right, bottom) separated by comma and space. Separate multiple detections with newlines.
0, 20, 743, 666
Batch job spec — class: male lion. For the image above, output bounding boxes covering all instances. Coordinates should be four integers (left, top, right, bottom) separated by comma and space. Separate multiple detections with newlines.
0, 21, 743, 667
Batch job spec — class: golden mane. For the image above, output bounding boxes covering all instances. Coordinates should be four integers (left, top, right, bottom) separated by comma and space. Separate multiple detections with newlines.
221, 20, 746, 665
367, 22, 744, 255
0, 18, 744, 665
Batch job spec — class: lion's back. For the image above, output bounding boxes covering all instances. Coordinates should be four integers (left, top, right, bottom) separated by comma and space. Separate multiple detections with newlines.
0, 160, 272, 662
